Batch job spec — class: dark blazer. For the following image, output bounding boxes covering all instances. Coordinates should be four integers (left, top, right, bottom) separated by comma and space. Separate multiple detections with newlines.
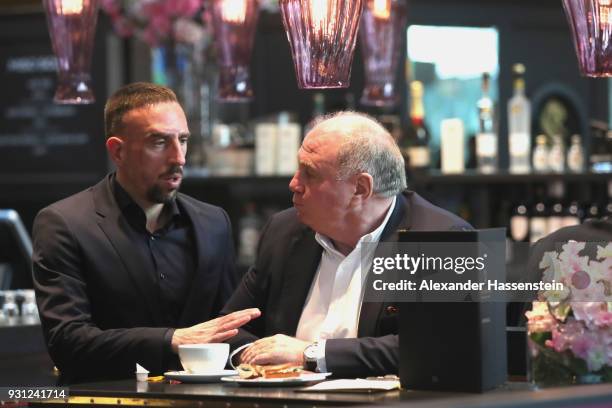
221, 191, 472, 378
32, 174, 237, 383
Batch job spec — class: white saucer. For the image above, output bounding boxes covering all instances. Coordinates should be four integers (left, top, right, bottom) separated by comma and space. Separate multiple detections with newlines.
165, 369, 237, 383
221, 372, 331, 387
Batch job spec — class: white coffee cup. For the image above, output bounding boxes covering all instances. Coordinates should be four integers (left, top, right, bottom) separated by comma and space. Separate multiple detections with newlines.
178, 343, 229, 373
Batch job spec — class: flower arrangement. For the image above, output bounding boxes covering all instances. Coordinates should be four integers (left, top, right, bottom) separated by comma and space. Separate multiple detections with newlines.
526, 241, 612, 387
99, 0, 208, 46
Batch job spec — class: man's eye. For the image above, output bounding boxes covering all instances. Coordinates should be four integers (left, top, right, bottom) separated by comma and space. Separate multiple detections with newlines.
180, 137, 189, 145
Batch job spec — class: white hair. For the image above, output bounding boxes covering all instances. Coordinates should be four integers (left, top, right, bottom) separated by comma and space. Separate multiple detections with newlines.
308, 111, 407, 197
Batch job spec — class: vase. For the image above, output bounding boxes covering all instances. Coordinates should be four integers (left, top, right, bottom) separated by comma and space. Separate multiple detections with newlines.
527, 330, 609, 388
210, 0, 260, 101
562, 0, 612, 77
279, 0, 364, 89
43, 0, 99, 104
359, 0, 407, 106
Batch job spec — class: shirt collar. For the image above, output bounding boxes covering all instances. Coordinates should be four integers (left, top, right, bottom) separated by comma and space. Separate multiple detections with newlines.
112, 173, 181, 223
315, 196, 397, 257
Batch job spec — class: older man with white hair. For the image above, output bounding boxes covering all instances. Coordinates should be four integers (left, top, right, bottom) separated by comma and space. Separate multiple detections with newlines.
222, 111, 471, 377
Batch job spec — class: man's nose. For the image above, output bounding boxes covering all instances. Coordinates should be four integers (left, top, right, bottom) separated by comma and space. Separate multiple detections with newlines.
289, 172, 303, 193
169, 138, 186, 166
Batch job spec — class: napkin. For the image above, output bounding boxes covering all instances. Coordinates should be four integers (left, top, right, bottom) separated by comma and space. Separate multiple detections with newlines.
135, 363, 149, 382
296, 378, 400, 393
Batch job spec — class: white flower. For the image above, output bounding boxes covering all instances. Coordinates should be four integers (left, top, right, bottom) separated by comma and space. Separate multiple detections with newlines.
597, 243, 612, 260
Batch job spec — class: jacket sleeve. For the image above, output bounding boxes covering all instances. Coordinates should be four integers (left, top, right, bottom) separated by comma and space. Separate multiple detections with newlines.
324, 335, 399, 377
32, 206, 170, 382
211, 208, 240, 315
220, 218, 276, 349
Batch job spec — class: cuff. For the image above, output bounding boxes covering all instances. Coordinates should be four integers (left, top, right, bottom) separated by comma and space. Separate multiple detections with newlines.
162, 328, 176, 370
316, 339, 327, 373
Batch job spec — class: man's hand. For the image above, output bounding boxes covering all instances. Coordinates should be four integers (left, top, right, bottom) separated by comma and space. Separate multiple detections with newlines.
171, 308, 261, 353
240, 334, 309, 366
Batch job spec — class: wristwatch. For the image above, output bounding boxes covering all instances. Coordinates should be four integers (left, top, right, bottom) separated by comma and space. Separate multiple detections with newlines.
303, 342, 320, 372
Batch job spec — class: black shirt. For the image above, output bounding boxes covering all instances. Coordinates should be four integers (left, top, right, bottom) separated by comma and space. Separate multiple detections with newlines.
113, 176, 196, 327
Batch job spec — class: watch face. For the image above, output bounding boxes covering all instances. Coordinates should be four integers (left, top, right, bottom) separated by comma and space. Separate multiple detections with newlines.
305, 344, 318, 359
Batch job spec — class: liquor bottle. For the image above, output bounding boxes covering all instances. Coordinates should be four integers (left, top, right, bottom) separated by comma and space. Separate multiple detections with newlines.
607, 180, 612, 218
529, 200, 548, 243
532, 135, 549, 172
508, 64, 531, 174
440, 118, 465, 174
605, 201, 612, 218
567, 134, 585, 173
548, 202, 565, 234
547, 181, 565, 234
584, 202, 600, 222
548, 134, 565, 173
20, 290, 39, 325
238, 203, 262, 266
2, 291, 19, 326
510, 203, 529, 242
401, 81, 431, 172
312, 93, 325, 119
476, 72, 497, 173
589, 122, 612, 173
562, 201, 582, 227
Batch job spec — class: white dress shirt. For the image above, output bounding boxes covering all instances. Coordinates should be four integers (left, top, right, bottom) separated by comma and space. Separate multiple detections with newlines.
295, 197, 397, 372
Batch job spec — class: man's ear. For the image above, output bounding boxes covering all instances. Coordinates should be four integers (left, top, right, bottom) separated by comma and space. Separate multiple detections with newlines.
354, 172, 374, 200
106, 136, 124, 165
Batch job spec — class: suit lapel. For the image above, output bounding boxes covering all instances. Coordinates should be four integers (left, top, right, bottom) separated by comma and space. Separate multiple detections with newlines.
358, 193, 411, 337
93, 176, 163, 325
279, 228, 322, 335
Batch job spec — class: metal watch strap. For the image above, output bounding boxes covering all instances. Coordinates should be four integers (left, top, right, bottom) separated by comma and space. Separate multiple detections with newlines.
303, 342, 319, 372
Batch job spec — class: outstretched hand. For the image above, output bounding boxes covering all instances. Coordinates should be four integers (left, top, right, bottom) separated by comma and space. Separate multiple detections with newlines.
171, 308, 261, 353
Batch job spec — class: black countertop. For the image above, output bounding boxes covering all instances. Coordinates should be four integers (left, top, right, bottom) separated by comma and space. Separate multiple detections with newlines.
24, 379, 612, 408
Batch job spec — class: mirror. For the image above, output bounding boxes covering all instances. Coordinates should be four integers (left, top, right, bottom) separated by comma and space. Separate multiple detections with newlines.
406, 25, 500, 164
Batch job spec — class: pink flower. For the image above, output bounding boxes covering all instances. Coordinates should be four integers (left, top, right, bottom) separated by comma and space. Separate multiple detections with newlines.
569, 332, 595, 360
166, 0, 202, 18
151, 14, 172, 37
99, 0, 121, 16
141, 26, 160, 47
111, 16, 134, 38
595, 311, 612, 328
572, 283, 607, 303
547, 324, 572, 353
526, 302, 556, 333
571, 302, 606, 327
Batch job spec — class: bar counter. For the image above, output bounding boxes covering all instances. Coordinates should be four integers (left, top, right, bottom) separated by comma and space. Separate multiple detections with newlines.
28, 379, 612, 408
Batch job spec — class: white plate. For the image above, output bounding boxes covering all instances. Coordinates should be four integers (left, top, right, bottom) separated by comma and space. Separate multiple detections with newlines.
164, 369, 237, 383
221, 373, 332, 387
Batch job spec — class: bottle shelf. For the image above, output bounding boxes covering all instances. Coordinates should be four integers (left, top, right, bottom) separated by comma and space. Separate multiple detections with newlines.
183, 169, 610, 187
410, 170, 611, 185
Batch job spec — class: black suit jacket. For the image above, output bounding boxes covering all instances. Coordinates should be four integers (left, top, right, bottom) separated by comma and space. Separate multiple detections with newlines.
221, 191, 472, 377
32, 174, 237, 383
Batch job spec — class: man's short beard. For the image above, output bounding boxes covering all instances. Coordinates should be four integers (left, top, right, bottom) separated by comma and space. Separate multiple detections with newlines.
147, 184, 178, 204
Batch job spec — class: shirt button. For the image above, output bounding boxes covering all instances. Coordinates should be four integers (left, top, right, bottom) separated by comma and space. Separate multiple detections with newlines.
385, 305, 399, 315
160, 273, 166, 280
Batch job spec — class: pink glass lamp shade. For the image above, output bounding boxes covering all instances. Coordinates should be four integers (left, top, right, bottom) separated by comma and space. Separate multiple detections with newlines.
562, 0, 612, 77
43, 0, 99, 104
211, 0, 260, 102
279, 0, 364, 89
360, 0, 407, 106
